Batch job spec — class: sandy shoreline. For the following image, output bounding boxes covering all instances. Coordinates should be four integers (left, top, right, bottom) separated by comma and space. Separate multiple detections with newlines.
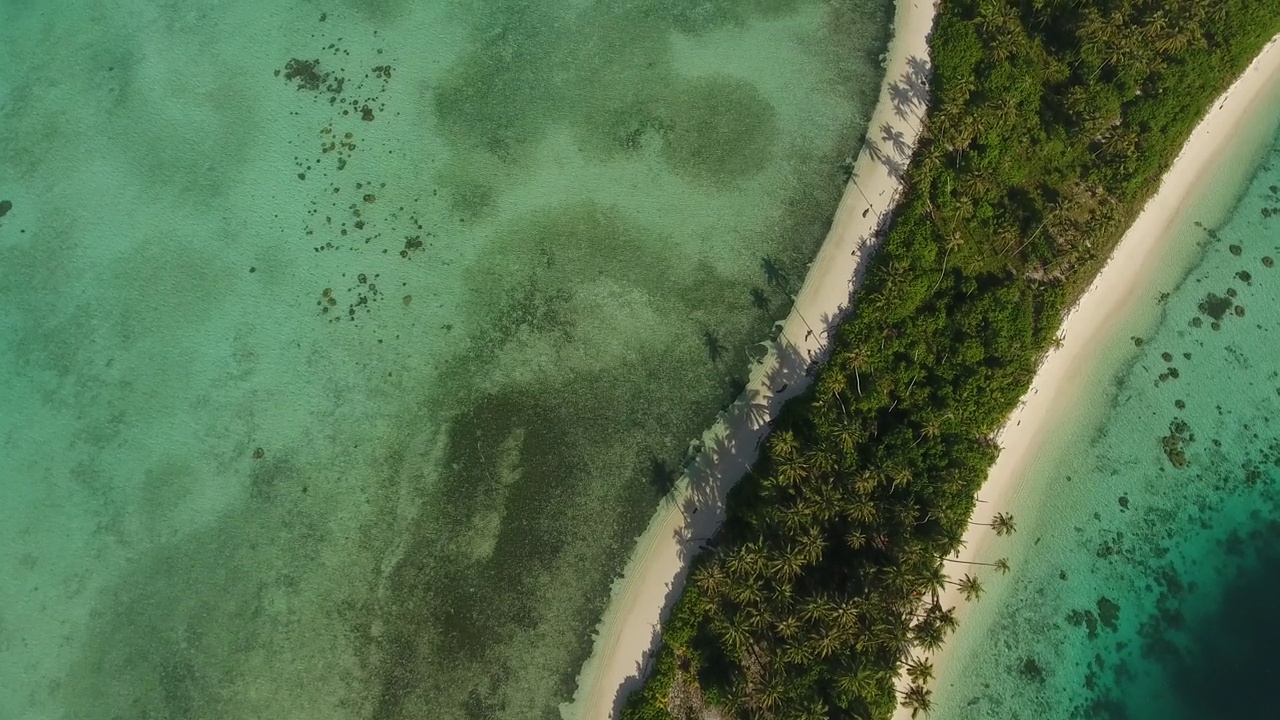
890, 31, 1280, 720
562, 2, 938, 718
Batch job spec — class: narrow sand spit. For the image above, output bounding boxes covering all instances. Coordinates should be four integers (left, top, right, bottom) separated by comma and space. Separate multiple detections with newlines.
890, 31, 1280, 719
563, 2, 938, 718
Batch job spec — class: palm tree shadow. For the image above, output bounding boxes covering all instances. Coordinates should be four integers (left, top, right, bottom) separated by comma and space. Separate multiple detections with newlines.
882, 155, 906, 182
648, 457, 678, 496
906, 54, 933, 106
881, 122, 909, 158
888, 80, 918, 122
760, 255, 790, 293
703, 330, 724, 363
864, 139, 886, 165
749, 286, 771, 312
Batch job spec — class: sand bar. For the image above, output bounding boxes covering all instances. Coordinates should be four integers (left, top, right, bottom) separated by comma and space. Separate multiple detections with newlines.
891, 30, 1280, 720
563, 2, 938, 717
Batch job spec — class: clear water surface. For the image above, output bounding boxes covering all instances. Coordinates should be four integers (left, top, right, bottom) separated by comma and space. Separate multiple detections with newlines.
0, 1, 894, 718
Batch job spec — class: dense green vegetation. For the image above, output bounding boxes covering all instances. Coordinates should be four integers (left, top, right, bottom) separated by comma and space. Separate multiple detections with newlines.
621, 1, 1280, 718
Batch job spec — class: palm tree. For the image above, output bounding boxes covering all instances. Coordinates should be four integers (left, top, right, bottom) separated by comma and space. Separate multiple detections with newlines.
852, 467, 881, 496
768, 429, 800, 460
901, 683, 933, 718
918, 146, 946, 180
725, 542, 767, 580
795, 699, 829, 720
770, 546, 807, 584
693, 562, 730, 599
905, 656, 934, 685
775, 616, 803, 640
839, 346, 870, 396
884, 625, 914, 668
778, 640, 812, 666
833, 419, 861, 453
887, 464, 914, 494
954, 574, 985, 602
818, 370, 851, 417
805, 447, 839, 476
938, 555, 1011, 575
932, 232, 964, 292
835, 663, 882, 701
931, 605, 958, 635
969, 511, 1017, 536
917, 561, 949, 602
797, 528, 825, 564
879, 259, 912, 296
881, 562, 918, 596
775, 455, 809, 487
973, 1, 1007, 38
798, 596, 834, 625
812, 627, 843, 658
831, 597, 862, 631
911, 618, 946, 653
919, 415, 943, 442
740, 605, 769, 632
717, 616, 752, 655
845, 528, 867, 551
991, 512, 1017, 536
846, 497, 877, 525
729, 577, 765, 606
756, 671, 786, 711
942, 73, 976, 109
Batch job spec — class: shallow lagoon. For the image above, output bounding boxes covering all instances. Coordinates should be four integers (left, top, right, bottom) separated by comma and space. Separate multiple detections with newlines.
0, 1, 893, 718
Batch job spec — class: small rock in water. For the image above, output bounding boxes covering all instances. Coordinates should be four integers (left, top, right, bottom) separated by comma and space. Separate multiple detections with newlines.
0, 199, 11, 218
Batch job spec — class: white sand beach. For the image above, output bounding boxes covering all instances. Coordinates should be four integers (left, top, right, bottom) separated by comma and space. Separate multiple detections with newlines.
563, 2, 938, 718
890, 30, 1280, 720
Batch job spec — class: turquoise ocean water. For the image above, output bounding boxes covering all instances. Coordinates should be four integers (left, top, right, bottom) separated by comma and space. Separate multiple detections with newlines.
930, 75, 1280, 719
0, 1, 893, 718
